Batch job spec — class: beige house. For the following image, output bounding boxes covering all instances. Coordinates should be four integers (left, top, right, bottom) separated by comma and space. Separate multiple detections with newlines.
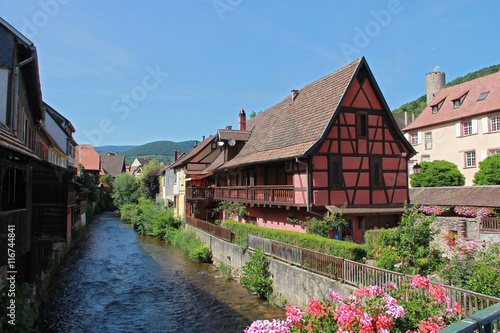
403, 70, 500, 186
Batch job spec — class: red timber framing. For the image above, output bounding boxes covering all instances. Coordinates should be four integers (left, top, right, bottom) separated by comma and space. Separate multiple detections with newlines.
309, 65, 412, 209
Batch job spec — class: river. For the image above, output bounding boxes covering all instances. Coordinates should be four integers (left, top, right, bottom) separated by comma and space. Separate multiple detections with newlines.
37, 211, 285, 332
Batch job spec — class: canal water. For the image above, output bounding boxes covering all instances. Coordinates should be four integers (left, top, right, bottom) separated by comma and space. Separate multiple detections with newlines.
37, 212, 285, 333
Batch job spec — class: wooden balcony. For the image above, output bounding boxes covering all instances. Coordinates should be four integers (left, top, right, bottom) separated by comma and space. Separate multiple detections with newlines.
0, 209, 31, 265
214, 185, 298, 206
186, 187, 215, 200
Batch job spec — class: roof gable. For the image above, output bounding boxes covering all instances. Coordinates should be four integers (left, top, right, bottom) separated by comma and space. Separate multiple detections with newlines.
404, 71, 500, 131
100, 155, 125, 178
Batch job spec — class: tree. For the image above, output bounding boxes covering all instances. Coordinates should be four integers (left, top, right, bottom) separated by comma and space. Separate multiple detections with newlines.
113, 173, 141, 207
410, 160, 465, 187
473, 154, 500, 185
140, 160, 163, 200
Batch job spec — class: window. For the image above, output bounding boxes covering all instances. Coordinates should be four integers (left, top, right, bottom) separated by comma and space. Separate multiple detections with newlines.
463, 121, 473, 136
477, 91, 489, 101
371, 158, 383, 188
454, 100, 460, 109
329, 156, 342, 188
357, 113, 367, 138
422, 155, 431, 162
425, 132, 432, 150
1, 167, 27, 211
410, 133, 418, 145
489, 149, 500, 156
491, 116, 500, 132
465, 151, 476, 168
430, 99, 445, 114
453, 92, 468, 109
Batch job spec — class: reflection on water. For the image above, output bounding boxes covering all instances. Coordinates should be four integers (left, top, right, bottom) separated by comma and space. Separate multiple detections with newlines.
37, 212, 285, 333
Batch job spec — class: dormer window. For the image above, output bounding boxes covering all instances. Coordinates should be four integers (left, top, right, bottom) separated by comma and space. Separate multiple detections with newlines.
452, 92, 468, 109
477, 91, 489, 101
430, 98, 445, 114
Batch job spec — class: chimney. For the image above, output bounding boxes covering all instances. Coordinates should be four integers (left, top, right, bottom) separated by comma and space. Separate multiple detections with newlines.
411, 113, 415, 122
194, 140, 198, 147
404, 110, 408, 126
291, 89, 299, 104
239, 108, 246, 131
425, 67, 445, 105
202, 135, 205, 141
174, 150, 180, 161
225, 125, 232, 131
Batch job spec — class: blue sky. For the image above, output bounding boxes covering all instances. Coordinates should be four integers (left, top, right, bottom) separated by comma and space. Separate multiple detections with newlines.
1, 0, 499, 146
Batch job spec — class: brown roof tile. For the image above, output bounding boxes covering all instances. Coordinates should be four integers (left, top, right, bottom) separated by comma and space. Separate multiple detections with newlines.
100, 155, 125, 178
218, 130, 252, 141
220, 58, 363, 169
404, 72, 500, 131
409, 186, 500, 208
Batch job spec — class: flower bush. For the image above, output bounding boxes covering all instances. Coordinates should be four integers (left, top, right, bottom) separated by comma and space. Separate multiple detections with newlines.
418, 205, 449, 216
453, 206, 493, 218
244, 275, 462, 333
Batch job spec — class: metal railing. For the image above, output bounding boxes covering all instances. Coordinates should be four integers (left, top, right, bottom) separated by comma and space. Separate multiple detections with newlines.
440, 302, 500, 333
185, 215, 232, 243
214, 185, 295, 205
480, 217, 500, 232
247, 234, 500, 315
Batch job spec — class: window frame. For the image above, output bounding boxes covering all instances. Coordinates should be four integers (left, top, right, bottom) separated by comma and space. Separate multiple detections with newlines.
357, 112, 368, 138
462, 120, 473, 136
465, 151, 476, 168
490, 116, 500, 132
370, 158, 383, 188
329, 156, 343, 188
425, 132, 432, 150
410, 133, 418, 146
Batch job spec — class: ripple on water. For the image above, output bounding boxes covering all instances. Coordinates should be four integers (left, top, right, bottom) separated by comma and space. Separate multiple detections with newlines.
37, 212, 285, 332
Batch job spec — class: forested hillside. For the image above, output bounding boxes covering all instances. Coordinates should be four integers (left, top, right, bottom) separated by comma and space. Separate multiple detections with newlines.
392, 64, 500, 117
121, 140, 196, 164
95, 145, 136, 154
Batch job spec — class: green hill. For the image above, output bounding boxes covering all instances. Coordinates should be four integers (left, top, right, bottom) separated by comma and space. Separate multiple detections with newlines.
393, 64, 500, 117
95, 145, 136, 154
121, 140, 197, 165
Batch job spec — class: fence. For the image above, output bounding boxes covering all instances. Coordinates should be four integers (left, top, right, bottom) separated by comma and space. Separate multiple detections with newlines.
185, 215, 232, 243
247, 234, 500, 315
440, 302, 500, 333
480, 217, 500, 232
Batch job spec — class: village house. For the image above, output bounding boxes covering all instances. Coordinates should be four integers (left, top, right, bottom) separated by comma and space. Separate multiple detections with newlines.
178, 57, 415, 243
75, 144, 100, 177
0, 17, 84, 285
99, 152, 126, 178
130, 157, 150, 176
403, 69, 500, 185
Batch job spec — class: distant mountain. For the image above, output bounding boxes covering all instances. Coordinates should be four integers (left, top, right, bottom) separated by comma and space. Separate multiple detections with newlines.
393, 64, 500, 117
95, 145, 136, 154
121, 140, 197, 165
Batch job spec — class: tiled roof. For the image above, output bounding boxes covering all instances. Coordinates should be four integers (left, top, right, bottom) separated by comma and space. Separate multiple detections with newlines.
404, 71, 500, 131
136, 157, 150, 165
100, 155, 125, 178
218, 130, 252, 141
169, 135, 216, 169
0, 123, 40, 160
409, 186, 500, 208
220, 58, 363, 169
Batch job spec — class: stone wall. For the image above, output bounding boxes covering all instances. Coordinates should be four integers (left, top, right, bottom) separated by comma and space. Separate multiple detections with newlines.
430, 216, 479, 250
185, 224, 355, 307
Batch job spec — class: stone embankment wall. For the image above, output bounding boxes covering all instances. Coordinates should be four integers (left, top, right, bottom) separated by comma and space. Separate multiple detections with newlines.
185, 225, 355, 307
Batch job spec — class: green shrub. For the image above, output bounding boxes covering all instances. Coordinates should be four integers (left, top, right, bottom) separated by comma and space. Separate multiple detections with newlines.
189, 245, 211, 263
120, 204, 138, 223
223, 220, 366, 262
466, 243, 500, 297
165, 229, 212, 263
86, 202, 95, 223
218, 261, 232, 280
240, 248, 272, 299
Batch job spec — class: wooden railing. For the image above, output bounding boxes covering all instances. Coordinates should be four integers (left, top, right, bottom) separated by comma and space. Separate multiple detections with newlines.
0, 209, 31, 265
185, 215, 232, 243
247, 234, 500, 314
480, 217, 500, 232
214, 185, 295, 205
186, 187, 215, 200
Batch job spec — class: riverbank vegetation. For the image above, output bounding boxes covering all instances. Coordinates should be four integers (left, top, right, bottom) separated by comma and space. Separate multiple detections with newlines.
119, 198, 211, 263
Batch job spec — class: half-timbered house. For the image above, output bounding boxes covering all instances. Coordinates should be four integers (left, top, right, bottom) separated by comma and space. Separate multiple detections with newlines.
188, 57, 415, 242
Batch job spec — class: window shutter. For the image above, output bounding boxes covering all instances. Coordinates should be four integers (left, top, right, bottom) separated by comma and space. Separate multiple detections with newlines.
417, 131, 422, 144
482, 117, 489, 134
481, 150, 487, 161
404, 133, 409, 141
455, 122, 461, 137
471, 119, 478, 134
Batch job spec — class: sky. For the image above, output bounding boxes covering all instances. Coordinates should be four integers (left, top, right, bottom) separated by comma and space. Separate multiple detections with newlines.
1, 0, 499, 147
